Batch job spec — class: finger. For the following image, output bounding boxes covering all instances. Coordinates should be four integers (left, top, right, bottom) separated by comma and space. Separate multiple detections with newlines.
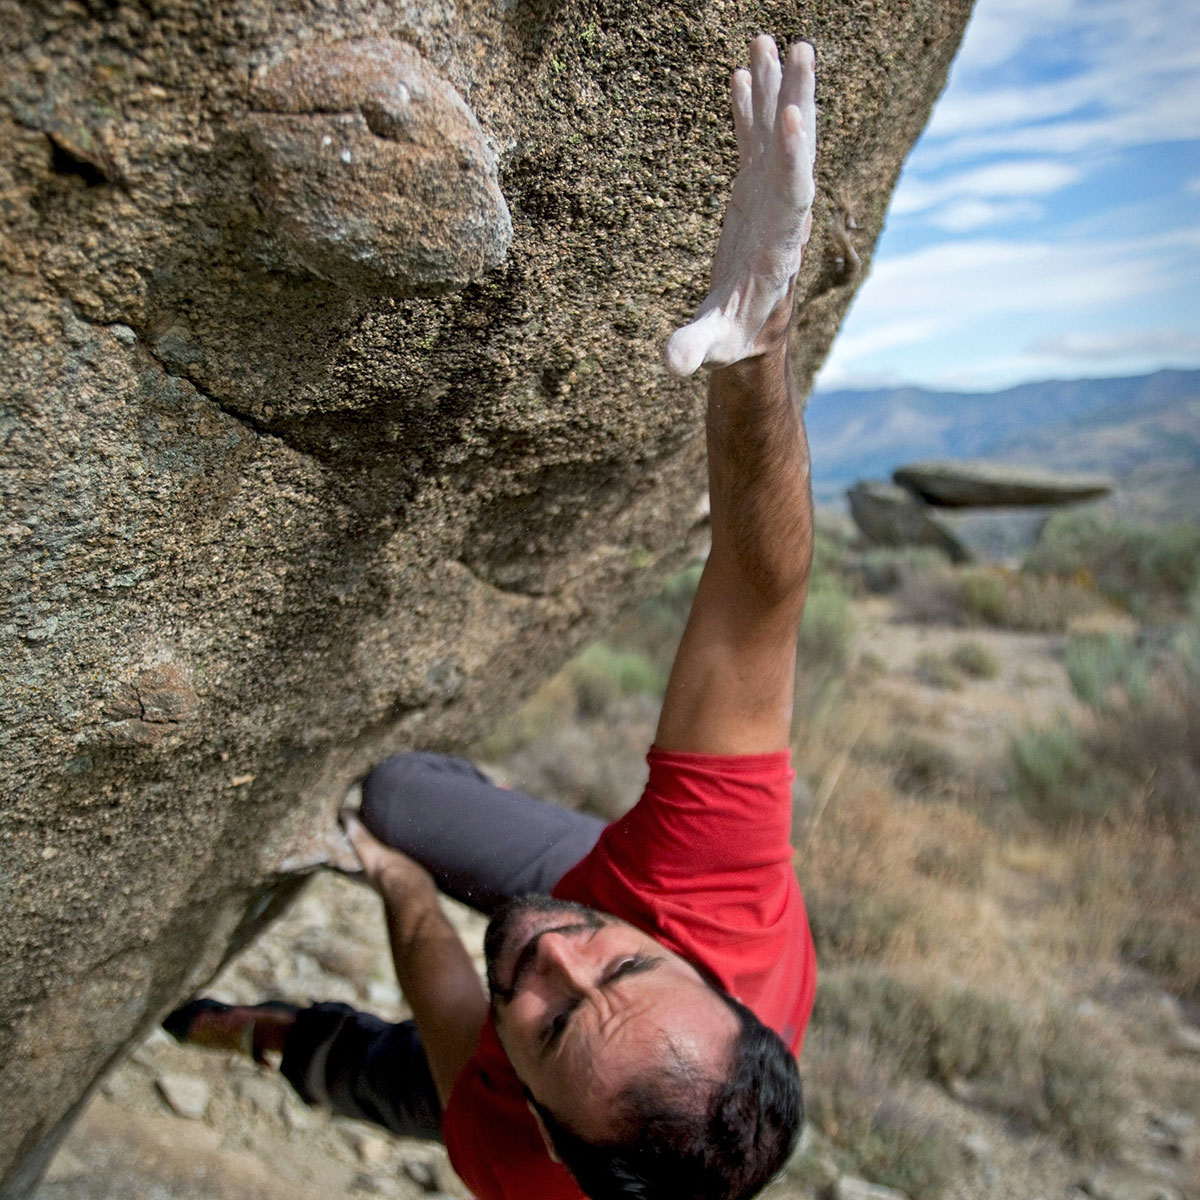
748, 34, 781, 139
779, 40, 816, 164
778, 104, 815, 210
339, 807, 382, 867
730, 68, 753, 162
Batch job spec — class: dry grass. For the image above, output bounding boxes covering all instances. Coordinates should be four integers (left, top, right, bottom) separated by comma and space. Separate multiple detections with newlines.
799, 1033, 959, 1199
895, 562, 1107, 632
811, 967, 1124, 1158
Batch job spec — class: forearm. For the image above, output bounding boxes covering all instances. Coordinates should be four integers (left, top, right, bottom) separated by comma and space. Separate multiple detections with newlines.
706, 323, 814, 613
374, 867, 488, 1106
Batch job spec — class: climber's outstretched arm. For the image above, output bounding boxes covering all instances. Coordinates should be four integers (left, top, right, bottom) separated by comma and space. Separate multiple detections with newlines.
656, 36, 817, 756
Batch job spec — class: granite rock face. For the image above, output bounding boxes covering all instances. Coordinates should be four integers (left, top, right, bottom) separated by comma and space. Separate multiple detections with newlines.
894, 460, 1114, 508
0, 0, 971, 1192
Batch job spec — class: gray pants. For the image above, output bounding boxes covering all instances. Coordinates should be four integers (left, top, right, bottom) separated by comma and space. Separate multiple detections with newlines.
280, 752, 606, 1139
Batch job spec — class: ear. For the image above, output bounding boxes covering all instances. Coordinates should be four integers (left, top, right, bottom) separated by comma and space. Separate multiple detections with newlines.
526, 1100, 563, 1164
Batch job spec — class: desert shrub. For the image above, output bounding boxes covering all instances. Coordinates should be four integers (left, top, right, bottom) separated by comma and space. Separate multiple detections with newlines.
812, 969, 1122, 1157
813, 970, 1028, 1085
798, 576, 855, 670
801, 1034, 957, 1199
566, 644, 664, 717
1120, 915, 1200, 1000
631, 560, 702, 645
913, 839, 986, 890
1074, 612, 1200, 831
949, 640, 1001, 679
888, 731, 958, 796
1026, 512, 1200, 616
855, 650, 887, 677
895, 563, 1101, 631
893, 561, 964, 624
961, 570, 1009, 624
1037, 1012, 1124, 1158
1065, 632, 1152, 712
806, 887, 921, 962
811, 524, 853, 583
915, 650, 963, 690
849, 546, 950, 595
1009, 719, 1120, 828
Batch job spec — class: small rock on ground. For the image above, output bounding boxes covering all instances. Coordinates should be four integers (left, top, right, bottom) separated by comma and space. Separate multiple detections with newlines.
155, 1073, 211, 1120
836, 1175, 910, 1200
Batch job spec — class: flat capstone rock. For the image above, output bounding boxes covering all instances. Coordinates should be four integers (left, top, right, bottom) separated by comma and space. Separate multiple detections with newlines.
893, 460, 1113, 508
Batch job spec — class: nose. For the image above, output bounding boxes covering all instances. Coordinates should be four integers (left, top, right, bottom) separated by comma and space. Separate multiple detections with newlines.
535, 931, 593, 991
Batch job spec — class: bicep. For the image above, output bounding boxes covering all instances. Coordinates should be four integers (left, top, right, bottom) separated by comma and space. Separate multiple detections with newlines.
654, 557, 804, 755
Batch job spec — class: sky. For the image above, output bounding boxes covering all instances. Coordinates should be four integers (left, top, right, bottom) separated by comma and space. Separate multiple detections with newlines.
814, 0, 1200, 393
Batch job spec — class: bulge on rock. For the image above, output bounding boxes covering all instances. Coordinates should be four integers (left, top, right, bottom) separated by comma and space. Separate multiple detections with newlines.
245, 38, 513, 294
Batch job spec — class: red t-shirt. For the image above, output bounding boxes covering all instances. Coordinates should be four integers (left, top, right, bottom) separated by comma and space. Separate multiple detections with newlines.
441, 747, 816, 1200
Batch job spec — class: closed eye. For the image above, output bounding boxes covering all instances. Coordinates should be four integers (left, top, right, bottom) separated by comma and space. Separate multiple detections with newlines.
539, 955, 664, 1056
604, 953, 663, 984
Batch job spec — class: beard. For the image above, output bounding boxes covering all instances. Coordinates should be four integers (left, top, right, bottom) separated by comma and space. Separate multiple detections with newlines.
484, 895, 606, 1004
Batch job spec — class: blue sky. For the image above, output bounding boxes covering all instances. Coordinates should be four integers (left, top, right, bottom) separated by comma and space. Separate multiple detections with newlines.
815, 0, 1200, 392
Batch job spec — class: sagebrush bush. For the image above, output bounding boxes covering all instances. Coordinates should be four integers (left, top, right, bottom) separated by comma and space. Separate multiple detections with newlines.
888, 731, 958, 796
1026, 512, 1200, 615
915, 649, 963, 690
812, 968, 1122, 1157
949, 640, 1001, 679
566, 644, 664, 717
1120, 913, 1200, 999
1065, 632, 1152, 711
1009, 720, 1120, 828
895, 562, 1102, 631
800, 1033, 957, 1199
806, 888, 921, 962
799, 577, 856, 670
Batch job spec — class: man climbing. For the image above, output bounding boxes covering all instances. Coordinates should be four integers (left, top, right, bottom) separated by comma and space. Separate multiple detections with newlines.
166, 35, 820, 1200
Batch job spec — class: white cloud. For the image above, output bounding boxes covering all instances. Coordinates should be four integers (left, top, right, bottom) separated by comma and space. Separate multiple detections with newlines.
1027, 329, 1200, 360
927, 199, 1043, 233
892, 161, 1081, 216
917, 0, 1200, 164
817, 226, 1200, 390
1186, 176, 1200, 196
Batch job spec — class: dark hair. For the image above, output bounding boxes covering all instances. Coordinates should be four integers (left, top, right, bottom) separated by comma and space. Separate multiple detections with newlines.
530, 995, 802, 1200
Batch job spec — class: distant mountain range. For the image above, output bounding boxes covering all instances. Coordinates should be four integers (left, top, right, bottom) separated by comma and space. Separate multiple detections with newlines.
807, 368, 1200, 521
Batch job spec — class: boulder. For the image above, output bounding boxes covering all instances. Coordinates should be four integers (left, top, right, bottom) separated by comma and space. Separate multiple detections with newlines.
847, 482, 972, 563
894, 460, 1113, 508
0, 0, 971, 1192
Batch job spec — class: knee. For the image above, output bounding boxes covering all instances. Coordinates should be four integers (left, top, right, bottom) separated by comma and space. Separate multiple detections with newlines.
360, 752, 425, 831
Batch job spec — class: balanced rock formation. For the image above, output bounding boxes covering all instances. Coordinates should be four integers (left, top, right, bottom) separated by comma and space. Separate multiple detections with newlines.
894, 460, 1114, 508
0, 1, 971, 1192
847, 481, 971, 563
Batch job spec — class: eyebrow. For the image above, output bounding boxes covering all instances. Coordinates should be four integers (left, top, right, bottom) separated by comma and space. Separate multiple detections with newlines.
541, 955, 665, 1058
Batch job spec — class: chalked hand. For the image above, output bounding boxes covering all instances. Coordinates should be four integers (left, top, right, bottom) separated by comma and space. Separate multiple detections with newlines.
665, 36, 817, 377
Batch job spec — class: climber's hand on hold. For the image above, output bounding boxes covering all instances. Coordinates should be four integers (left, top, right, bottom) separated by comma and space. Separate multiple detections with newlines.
340, 808, 435, 901
664, 36, 817, 377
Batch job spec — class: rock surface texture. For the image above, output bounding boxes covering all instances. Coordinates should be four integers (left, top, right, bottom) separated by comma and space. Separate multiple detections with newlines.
0, 1, 971, 1193
894, 460, 1114, 508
